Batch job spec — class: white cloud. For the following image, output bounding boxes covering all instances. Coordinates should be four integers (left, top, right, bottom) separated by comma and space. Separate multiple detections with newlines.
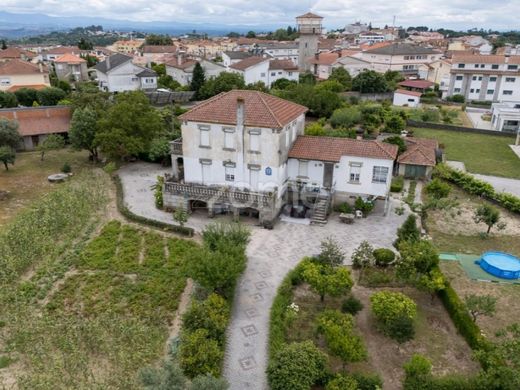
2, 0, 519, 30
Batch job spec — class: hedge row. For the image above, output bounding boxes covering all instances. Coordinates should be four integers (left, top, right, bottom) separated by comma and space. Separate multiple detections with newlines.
434, 164, 520, 214
435, 267, 491, 352
113, 175, 194, 237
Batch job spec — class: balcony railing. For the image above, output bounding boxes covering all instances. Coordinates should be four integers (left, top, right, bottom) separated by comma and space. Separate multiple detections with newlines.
164, 181, 276, 208
170, 138, 183, 155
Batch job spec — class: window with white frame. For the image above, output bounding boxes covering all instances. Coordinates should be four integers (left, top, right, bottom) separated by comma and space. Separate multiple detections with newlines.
199, 125, 210, 147
224, 162, 236, 181
223, 127, 235, 149
372, 166, 389, 183
349, 162, 362, 183
298, 160, 308, 177
249, 129, 261, 152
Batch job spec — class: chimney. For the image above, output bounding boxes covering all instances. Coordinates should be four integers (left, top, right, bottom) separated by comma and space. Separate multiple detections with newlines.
106, 55, 111, 70
337, 50, 342, 58
314, 52, 319, 60
236, 97, 245, 129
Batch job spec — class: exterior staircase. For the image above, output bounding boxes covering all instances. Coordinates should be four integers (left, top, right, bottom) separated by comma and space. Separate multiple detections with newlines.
311, 197, 329, 225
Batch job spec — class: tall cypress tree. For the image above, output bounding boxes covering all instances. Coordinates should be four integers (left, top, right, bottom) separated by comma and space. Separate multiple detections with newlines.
191, 62, 206, 99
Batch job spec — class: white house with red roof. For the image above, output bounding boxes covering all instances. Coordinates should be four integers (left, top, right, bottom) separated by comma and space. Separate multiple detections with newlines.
166, 89, 307, 227
393, 89, 422, 107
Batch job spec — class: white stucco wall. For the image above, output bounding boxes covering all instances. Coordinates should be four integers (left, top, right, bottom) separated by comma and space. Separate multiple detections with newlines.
393, 92, 420, 107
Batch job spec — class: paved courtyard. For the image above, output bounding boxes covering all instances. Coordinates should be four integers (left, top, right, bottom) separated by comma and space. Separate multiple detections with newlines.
473, 174, 520, 197
118, 162, 408, 389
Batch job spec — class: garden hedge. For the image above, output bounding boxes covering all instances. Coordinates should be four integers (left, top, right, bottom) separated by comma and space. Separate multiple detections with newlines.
434, 164, 520, 214
113, 175, 194, 236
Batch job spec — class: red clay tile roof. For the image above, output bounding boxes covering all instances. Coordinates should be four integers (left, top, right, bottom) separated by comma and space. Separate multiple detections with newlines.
395, 89, 422, 97
0, 59, 48, 75
451, 54, 520, 65
296, 12, 323, 19
54, 53, 86, 64
397, 137, 438, 166
0, 106, 71, 137
7, 84, 48, 92
179, 90, 308, 129
398, 80, 434, 89
229, 56, 268, 71
164, 57, 197, 70
142, 45, 177, 54
0, 47, 36, 59
269, 59, 298, 71
288, 135, 398, 162
307, 51, 342, 65
47, 46, 80, 55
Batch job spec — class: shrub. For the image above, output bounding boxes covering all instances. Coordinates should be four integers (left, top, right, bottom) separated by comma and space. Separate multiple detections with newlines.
317, 237, 345, 267
334, 202, 353, 214
182, 293, 230, 344
370, 291, 417, 341
190, 374, 229, 390
152, 175, 164, 209
373, 248, 395, 267
341, 295, 364, 315
61, 162, 71, 174
350, 372, 383, 390
326, 374, 358, 390
384, 135, 407, 153
394, 215, 420, 248
449, 94, 465, 103
304, 122, 326, 136
351, 241, 375, 269
179, 329, 223, 378
330, 106, 362, 129
425, 178, 451, 199
267, 341, 327, 390
301, 260, 353, 302
404, 354, 432, 378
384, 115, 406, 133
354, 197, 375, 215
390, 176, 404, 192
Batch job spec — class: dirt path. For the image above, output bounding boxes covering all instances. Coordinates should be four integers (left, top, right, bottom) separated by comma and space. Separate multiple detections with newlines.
163, 279, 194, 358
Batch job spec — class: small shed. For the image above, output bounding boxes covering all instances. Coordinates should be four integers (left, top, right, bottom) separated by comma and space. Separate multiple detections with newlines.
397, 137, 439, 179
393, 89, 422, 108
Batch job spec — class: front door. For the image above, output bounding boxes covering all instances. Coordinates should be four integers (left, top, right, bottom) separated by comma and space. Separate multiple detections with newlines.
404, 164, 427, 179
323, 163, 334, 188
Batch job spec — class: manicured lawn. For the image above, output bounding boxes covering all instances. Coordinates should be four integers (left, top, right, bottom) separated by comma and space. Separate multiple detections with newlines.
0, 148, 93, 226
411, 127, 520, 179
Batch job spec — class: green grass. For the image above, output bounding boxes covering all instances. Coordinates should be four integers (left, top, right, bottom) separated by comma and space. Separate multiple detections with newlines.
411, 128, 520, 179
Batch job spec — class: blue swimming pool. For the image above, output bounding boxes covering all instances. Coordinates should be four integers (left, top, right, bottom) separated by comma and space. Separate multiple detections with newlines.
479, 251, 520, 279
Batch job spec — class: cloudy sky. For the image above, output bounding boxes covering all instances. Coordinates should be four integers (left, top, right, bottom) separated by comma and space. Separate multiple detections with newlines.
3, 0, 519, 30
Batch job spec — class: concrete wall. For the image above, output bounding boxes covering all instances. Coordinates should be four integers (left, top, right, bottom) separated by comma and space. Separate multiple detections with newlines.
393, 92, 420, 107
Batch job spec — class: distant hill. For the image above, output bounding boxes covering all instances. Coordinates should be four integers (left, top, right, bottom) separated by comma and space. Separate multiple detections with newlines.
0, 11, 278, 39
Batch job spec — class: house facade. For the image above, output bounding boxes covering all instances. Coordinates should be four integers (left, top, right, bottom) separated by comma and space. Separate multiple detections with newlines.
165, 90, 308, 227
94, 53, 157, 92
54, 53, 89, 82
222, 51, 254, 67
0, 60, 50, 92
393, 89, 422, 107
490, 102, 520, 133
165, 57, 226, 86
445, 54, 520, 102
229, 56, 270, 85
397, 137, 439, 179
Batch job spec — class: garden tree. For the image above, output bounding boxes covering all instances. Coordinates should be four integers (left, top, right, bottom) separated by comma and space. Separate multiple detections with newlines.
190, 374, 229, 390
57, 80, 71, 94
77, 38, 93, 50
14, 88, 38, 106
0, 91, 18, 108
95, 91, 163, 160
352, 70, 389, 93
274, 84, 342, 117
148, 137, 171, 164
37, 87, 66, 106
425, 178, 451, 199
179, 328, 223, 378
370, 291, 417, 342
383, 114, 406, 133
394, 214, 420, 248
158, 74, 181, 90
418, 268, 446, 304
315, 80, 345, 93
0, 146, 15, 171
37, 133, 65, 161
351, 240, 375, 271
317, 310, 367, 367
384, 135, 407, 153
245, 81, 269, 92
82, 54, 98, 67
0, 118, 22, 149
473, 204, 502, 234
299, 71, 316, 85
271, 78, 297, 90
326, 375, 358, 390
198, 72, 246, 99
403, 354, 433, 388
304, 122, 326, 136
397, 239, 439, 281
330, 106, 362, 128
328, 67, 352, 90
384, 69, 405, 90
464, 294, 497, 322
317, 237, 345, 267
145, 34, 173, 45
190, 62, 206, 98
267, 341, 327, 390
140, 360, 187, 390
151, 63, 166, 76
173, 204, 189, 227
69, 107, 99, 161
301, 259, 353, 302
246, 31, 256, 38
182, 293, 230, 343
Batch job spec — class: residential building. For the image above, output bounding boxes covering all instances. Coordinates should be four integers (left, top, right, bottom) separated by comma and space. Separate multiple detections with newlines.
393, 89, 422, 107
397, 79, 434, 92
426, 58, 452, 92
296, 12, 323, 71
257, 42, 299, 65
165, 56, 226, 86
229, 56, 270, 85
109, 40, 145, 55
222, 51, 254, 68
0, 47, 36, 62
165, 90, 308, 227
0, 59, 50, 92
0, 106, 70, 150
94, 53, 157, 92
140, 45, 178, 64
359, 43, 442, 78
397, 137, 439, 179
43, 46, 81, 62
335, 55, 372, 77
490, 102, 520, 133
287, 136, 398, 203
355, 33, 386, 45
446, 54, 520, 102
343, 22, 369, 35
54, 53, 89, 82
267, 59, 299, 86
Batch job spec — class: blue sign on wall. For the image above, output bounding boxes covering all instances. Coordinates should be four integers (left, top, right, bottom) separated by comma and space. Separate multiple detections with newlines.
265, 167, 272, 176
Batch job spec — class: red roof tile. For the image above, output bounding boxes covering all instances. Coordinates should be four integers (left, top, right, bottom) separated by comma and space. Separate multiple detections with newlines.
179, 90, 308, 129
269, 59, 298, 70
395, 89, 422, 97
398, 80, 434, 89
54, 53, 86, 64
0, 59, 48, 75
397, 137, 438, 166
288, 135, 398, 162
0, 106, 71, 137
6, 84, 48, 92
0, 47, 36, 59
164, 57, 197, 70
296, 12, 323, 19
229, 56, 268, 71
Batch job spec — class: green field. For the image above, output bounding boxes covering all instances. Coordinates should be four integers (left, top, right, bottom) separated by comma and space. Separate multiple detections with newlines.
411, 128, 520, 179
